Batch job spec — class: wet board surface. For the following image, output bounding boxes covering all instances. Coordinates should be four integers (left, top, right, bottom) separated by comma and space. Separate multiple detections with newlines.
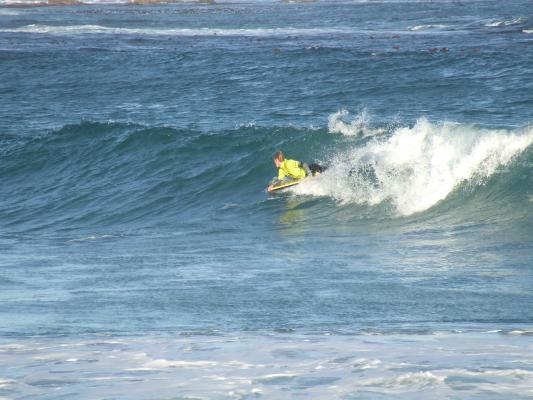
268, 178, 306, 192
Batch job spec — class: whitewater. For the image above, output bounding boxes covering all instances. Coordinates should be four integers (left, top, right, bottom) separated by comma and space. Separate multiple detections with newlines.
0, 0, 532, 399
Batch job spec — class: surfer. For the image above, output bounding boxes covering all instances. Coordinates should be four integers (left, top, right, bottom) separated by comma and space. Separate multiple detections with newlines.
267, 151, 325, 192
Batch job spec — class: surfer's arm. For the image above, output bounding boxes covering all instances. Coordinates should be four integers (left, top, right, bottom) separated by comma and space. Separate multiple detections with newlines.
267, 177, 282, 192
278, 169, 286, 180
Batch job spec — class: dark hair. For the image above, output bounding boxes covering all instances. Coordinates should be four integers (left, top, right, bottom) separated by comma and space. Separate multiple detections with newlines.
273, 151, 284, 161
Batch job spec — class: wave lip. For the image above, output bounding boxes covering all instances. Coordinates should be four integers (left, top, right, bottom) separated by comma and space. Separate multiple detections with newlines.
295, 117, 533, 216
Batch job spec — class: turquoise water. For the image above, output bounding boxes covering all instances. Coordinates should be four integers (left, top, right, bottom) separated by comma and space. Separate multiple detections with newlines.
1, 1, 532, 398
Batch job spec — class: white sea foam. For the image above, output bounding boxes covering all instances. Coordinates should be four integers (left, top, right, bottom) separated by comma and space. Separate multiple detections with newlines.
295, 118, 533, 215
523, 29, 533, 34
255, 373, 298, 381
0, 343, 28, 352
328, 109, 385, 138
363, 371, 444, 388
0, 379, 15, 389
0, 9, 23, 14
130, 356, 258, 370
0, 24, 357, 37
141, 358, 219, 369
0, 0, 204, 3
67, 234, 116, 242
33, 352, 73, 361
479, 369, 533, 379
408, 24, 448, 31
1, 331, 532, 399
362, 368, 533, 392
486, 17, 525, 27
0, 0, 39, 4
506, 329, 533, 336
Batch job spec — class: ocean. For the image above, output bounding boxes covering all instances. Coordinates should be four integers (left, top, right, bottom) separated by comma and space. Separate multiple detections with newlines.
0, 0, 532, 398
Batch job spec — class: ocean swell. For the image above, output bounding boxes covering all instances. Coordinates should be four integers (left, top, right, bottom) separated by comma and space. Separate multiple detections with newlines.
1, 117, 531, 233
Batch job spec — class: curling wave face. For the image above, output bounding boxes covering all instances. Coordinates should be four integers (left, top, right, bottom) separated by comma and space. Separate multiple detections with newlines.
1, 115, 531, 233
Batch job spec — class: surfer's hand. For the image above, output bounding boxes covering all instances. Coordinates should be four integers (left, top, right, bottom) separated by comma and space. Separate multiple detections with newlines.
267, 185, 273, 192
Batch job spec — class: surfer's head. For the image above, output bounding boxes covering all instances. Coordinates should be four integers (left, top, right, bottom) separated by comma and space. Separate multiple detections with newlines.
273, 151, 284, 168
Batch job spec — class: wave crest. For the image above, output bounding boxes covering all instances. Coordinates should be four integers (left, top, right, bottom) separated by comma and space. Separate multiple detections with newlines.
1, 118, 531, 230
294, 118, 533, 215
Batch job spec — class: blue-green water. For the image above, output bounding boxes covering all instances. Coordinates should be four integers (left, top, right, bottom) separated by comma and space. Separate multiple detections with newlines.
1, 1, 532, 398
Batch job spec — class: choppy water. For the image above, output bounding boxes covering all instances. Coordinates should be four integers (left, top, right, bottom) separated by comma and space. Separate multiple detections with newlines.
1, 1, 532, 398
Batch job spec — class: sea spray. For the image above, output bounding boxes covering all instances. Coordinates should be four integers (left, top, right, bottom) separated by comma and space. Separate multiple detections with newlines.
327, 109, 386, 138
294, 118, 533, 215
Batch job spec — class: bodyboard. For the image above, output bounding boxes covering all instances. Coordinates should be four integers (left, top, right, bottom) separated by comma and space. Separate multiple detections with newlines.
268, 178, 305, 192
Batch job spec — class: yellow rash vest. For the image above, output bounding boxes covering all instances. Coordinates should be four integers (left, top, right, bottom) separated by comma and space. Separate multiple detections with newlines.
278, 159, 307, 180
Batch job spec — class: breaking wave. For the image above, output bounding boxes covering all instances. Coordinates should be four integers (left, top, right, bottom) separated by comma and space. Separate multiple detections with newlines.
1, 115, 531, 232
295, 117, 533, 215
